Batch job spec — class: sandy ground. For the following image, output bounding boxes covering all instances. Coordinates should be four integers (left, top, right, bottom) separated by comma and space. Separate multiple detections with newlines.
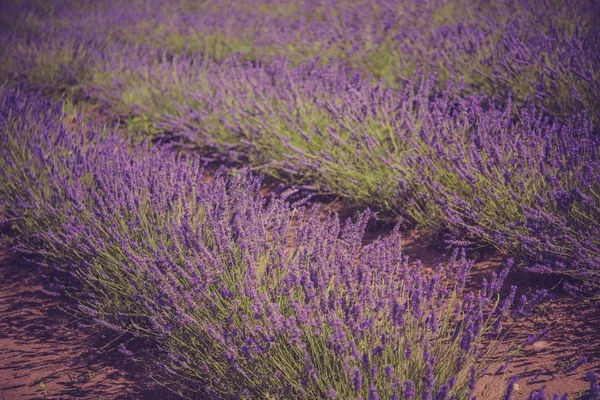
476, 293, 600, 399
0, 252, 173, 400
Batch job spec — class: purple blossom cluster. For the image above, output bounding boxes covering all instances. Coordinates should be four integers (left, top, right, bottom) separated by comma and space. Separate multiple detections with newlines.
116, 55, 599, 289
420, 100, 600, 289
4, 0, 587, 289
1, 0, 598, 121
1, 0, 599, 396
0, 88, 524, 398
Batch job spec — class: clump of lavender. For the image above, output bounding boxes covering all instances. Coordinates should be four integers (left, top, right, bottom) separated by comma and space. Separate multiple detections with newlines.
2, 1, 599, 290
426, 100, 600, 290
3, 0, 599, 123
140, 56, 599, 290
0, 88, 521, 398
586, 371, 600, 400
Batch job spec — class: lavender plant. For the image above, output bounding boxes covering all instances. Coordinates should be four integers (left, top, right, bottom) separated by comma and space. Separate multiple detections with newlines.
2, 0, 598, 123
426, 104, 600, 290
113, 56, 599, 289
0, 88, 522, 398
5, 4, 597, 288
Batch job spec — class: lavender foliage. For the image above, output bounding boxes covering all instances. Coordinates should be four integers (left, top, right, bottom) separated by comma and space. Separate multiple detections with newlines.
1, 0, 599, 122
0, 88, 521, 398
1, 2, 599, 290
131, 56, 599, 289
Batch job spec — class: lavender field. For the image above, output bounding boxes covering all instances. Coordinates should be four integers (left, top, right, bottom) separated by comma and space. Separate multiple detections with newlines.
0, 0, 599, 399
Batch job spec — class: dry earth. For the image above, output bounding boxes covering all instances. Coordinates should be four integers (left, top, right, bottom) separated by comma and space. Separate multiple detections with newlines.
0, 252, 174, 400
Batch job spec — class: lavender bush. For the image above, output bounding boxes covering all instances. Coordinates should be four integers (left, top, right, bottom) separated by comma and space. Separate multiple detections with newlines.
2, 0, 598, 123
2, 0, 588, 287
0, 88, 526, 398
99, 55, 599, 289
426, 105, 600, 290
6, 18, 597, 288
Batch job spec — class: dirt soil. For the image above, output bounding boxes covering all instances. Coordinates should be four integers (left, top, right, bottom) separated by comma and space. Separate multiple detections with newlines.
475, 293, 600, 399
0, 252, 174, 400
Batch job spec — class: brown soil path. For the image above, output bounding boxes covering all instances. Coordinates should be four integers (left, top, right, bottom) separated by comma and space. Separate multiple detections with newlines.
476, 294, 600, 399
0, 252, 170, 400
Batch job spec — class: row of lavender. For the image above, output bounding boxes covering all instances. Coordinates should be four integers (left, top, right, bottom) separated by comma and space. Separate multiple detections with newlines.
2, 0, 599, 123
2, 0, 599, 290
0, 87, 540, 398
95, 55, 600, 291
